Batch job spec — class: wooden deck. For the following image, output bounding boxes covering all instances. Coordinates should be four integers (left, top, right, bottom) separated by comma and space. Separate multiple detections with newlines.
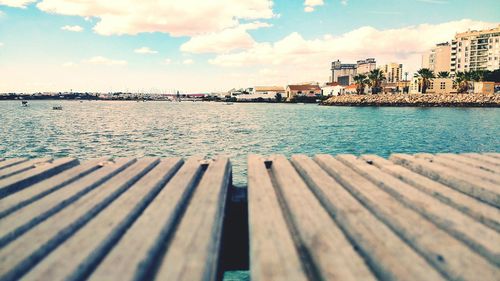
248, 153, 500, 281
0, 153, 499, 280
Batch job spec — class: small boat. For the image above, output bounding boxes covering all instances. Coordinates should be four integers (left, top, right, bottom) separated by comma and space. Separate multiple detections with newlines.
52, 105, 63, 110
21, 101, 29, 107
224, 102, 234, 105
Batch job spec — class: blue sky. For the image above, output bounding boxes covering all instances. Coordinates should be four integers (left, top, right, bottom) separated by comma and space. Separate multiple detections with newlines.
0, 0, 499, 93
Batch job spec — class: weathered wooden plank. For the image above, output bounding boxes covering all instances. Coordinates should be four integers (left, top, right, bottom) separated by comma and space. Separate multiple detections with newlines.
414, 154, 500, 184
462, 153, 500, 166
0, 158, 159, 281
261, 155, 375, 281
0, 158, 79, 198
315, 154, 500, 281
337, 154, 500, 266
22, 158, 183, 281
390, 154, 500, 207
360, 154, 500, 232
0, 158, 53, 180
88, 157, 205, 281
0, 158, 135, 243
154, 157, 232, 281
0, 158, 29, 171
247, 155, 308, 281
437, 153, 500, 174
0, 157, 111, 218
290, 155, 443, 281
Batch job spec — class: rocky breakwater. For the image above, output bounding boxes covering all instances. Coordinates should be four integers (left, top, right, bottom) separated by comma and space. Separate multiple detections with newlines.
322, 94, 500, 107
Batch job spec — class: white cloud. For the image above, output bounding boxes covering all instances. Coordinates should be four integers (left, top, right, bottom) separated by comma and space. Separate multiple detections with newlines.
163, 58, 172, 64
0, 10, 5, 17
35, 0, 275, 37
0, 0, 36, 8
304, 0, 324, 12
84, 56, 127, 66
134, 47, 158, 54
182, 59, 194, 65
210, 19, 497, 81
181, 21, 271, 54
61, 25, 84, 32
0, 42, 3, 47
341, 0, 348, 5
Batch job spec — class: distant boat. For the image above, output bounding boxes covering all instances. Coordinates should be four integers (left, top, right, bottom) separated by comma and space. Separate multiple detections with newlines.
224, 102, 234, 105
21, 101, 28, 107
52, 105, 63, 110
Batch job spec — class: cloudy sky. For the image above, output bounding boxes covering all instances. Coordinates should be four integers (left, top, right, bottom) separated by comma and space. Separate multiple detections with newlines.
0, 0, 499, 93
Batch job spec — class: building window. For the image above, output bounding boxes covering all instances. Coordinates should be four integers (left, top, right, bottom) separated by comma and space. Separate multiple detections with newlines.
440, 82, 446, 90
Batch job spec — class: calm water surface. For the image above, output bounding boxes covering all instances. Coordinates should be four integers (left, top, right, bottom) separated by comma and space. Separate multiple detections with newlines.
1, 100, 499, 185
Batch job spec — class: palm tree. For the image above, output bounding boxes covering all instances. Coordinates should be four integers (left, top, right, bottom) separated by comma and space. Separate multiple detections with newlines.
437, 71, 450, 78
367, 69, 385, 94
353, 74, 368, 95
415, 68, 435, 94
454, 71, 470, 93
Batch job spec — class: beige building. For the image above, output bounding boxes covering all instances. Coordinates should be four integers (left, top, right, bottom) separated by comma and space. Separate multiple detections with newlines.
410, 78, 456, 94
286, 84, 321, 100
382, 63, 403, 83
422, 42, 451, 73
356, 58, 377, 74
474, 82, 495, 95
331, 58, 376, 85
451, 25, 500, 75
253, 86, 285, 95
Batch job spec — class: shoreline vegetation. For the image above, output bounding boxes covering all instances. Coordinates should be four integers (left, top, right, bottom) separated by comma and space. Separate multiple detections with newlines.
321, 94, 500, 107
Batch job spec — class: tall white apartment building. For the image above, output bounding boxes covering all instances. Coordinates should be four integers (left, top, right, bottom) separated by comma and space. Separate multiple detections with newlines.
451, 25, 500, 75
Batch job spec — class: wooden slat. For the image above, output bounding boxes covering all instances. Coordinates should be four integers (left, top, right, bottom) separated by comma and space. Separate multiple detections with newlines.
462, 153, 500, 166
337, 154, 500, 266
88, 157, 205, 281
360, 154, 500, 232
0, 158, 29, 171
290, 155, 443, 281
0, 158, 79, 198
437, 153, 500, 174
22, 158, 183, 281
315, 154, 500, 281
0, 158, 53, 180
390, 154, 500, 207
247, 155, 308, 281
0, 158, 135, 243
262, 155, 375, 281
0, 158, 159, 281
415, 154, 500, 184
154, 157, 232, 281
0, 157, 111, 218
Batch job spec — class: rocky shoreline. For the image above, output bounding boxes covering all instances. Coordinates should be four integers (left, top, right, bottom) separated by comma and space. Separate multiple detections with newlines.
321, 94, 500, 107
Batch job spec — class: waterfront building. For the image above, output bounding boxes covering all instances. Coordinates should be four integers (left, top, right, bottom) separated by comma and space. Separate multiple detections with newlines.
474, 81, 495, 94
331, 58, 377, 86
331, 60, 357, 86
253, 86, 285, 96
357, 58, 377, 74
451, 25, 500, 75
321, 83, 345, 96
285, 84, 322, 100
422, 43, 451, 73
344, 84, 358, 95
410, 77, 456, 94
382, 63, 403, 83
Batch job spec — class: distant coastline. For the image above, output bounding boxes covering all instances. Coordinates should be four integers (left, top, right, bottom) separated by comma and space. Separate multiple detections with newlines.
321, 94, 500, 107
